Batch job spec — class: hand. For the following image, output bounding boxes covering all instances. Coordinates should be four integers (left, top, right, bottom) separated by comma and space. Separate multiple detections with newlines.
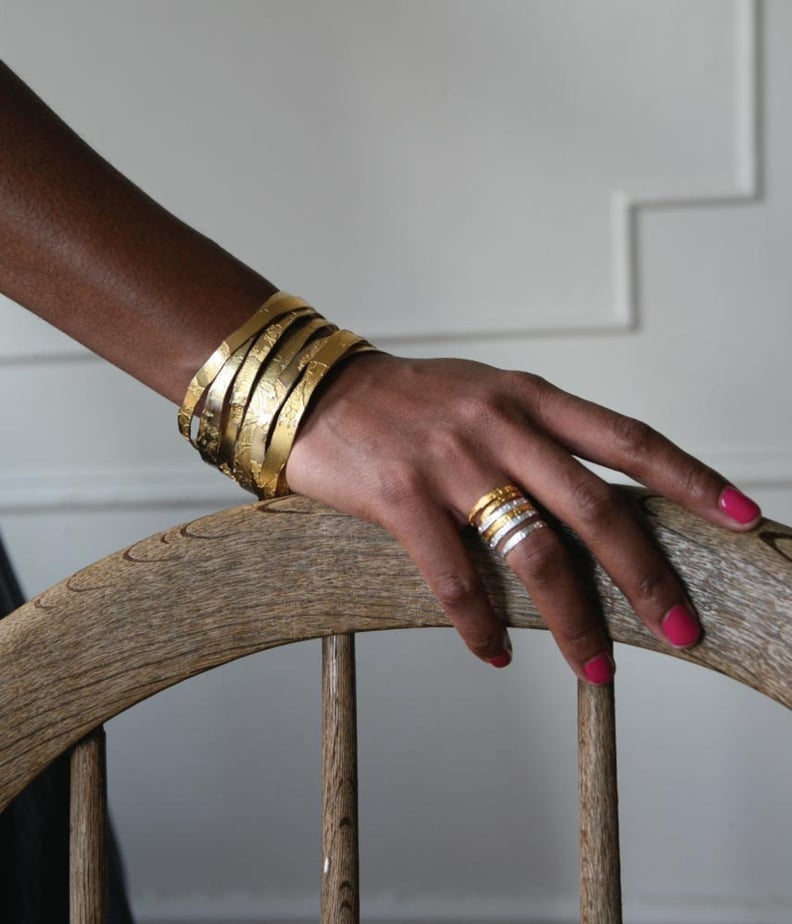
286, 353, 762, 683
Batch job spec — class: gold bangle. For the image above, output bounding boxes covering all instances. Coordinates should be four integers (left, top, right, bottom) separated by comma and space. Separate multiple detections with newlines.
178, 292, 375, 501
216, 307, 318, 476
195, 336, 256, 465
253, 330, 375, 498
177, 291, 309, 445
233, 319, 336, 490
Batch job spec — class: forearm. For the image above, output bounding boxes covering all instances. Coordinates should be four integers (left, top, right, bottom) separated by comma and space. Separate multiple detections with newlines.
0, 61, 277, 403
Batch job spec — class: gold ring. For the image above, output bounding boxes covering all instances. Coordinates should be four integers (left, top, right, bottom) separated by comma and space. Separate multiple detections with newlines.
468, 484, 522, 525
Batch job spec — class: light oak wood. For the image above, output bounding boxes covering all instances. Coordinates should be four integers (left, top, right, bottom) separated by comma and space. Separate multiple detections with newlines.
1, 488, 790, 813
70, 726, 108, 924
0, 486, 791, 922
321, 634, 359, 923
578, 682, 622, 924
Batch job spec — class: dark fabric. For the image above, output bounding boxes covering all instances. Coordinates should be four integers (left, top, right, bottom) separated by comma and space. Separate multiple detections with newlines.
0, 534, 135, 923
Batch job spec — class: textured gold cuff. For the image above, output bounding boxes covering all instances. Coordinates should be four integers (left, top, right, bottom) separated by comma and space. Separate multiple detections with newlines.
177, 291, 309, 444
178, 290, 375, 501
254, 330, 375, 498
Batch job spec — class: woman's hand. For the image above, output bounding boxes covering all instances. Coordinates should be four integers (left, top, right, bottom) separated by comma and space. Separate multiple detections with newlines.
286, 352, 762, 683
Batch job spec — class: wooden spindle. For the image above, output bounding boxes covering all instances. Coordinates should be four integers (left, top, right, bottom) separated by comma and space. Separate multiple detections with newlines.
321, 634, 360, 923
70, 725, 108, 924
578, 680, 622, 924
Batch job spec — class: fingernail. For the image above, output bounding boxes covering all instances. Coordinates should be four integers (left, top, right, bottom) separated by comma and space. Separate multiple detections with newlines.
662, 604, 702, 648
583, 651, 616, 685
488, 631, 513, 668
488, 651, 512, 669
719, 486, 761, 525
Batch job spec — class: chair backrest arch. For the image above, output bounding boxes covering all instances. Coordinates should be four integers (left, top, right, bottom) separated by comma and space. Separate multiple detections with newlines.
1, 487, 791, 922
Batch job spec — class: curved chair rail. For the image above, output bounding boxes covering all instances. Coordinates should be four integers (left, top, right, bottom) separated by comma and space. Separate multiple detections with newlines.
1, 487, 790, 811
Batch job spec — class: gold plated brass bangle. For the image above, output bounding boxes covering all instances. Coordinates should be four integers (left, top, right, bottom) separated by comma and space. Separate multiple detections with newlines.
177, 291, 309, 445
253, 330, 375, 498
195, 337, 256, 466
216, 307, 318, 476
233, 319, 336, 491
468, 485, 522, 526
178, 292, 376, 501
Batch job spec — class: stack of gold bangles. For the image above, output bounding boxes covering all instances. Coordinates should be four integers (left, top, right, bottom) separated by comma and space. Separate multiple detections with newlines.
178, 290, 375, 499
469, 484, 547, 557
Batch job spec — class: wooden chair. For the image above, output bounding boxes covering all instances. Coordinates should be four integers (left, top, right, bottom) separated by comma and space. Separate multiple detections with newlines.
1, 487, 790, 923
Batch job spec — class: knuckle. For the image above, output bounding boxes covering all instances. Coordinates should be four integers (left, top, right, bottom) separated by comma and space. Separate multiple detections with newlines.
513, 370, 548, 392
634, 569, 669, 604
427, 426, 469, 468
509, 370, 553, 415
459, 391, 510, 429
612, 415, 656, 460
432, 570, 482, 610
556, 619, 601, 659
679, 461, 717, 505
515, 530, 560, 586
571, 479, 618, 528
377, 465, 425, 511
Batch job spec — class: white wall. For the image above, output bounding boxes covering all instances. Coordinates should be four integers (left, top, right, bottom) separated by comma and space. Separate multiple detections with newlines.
1, 1, 791, 921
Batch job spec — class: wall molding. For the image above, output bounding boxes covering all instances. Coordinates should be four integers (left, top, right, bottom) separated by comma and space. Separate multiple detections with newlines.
0, 0, 763, 364
1, 446, 789, 513
611, 0, 762, 332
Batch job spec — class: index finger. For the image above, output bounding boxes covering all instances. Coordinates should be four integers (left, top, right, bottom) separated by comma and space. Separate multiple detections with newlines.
523, 381, 762, 531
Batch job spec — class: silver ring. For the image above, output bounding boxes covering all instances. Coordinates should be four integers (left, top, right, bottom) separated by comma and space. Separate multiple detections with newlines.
485, 506, 540, 550
499, 520, 548, 557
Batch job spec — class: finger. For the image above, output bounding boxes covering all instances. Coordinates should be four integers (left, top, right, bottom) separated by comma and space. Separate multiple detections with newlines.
453, 470, 616, 685
499, 425, 704, 651
385, 501, 512, 667
519, 378, 762, 530
493, 504, 615, 685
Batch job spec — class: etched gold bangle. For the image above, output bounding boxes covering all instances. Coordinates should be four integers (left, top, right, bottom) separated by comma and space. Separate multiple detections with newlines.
216, 307, 318, 475
177, 291, 309, 444
195, 337, 257, 466
233, 319, 336, 490
254, 330, 376, 498
247, 331, 364, 495
178, 292, 375, 501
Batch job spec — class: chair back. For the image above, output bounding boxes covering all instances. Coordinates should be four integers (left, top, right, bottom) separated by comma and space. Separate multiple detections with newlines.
1, 488, 791, 923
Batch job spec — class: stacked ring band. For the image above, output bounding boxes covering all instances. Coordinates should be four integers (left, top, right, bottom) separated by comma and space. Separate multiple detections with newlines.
469, 484, 547, 557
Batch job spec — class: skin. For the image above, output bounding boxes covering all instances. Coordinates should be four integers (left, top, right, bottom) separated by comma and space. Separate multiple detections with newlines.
0, 61, 762, 682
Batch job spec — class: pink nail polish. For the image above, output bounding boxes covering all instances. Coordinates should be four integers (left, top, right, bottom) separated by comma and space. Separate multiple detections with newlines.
719, 487, 761, 525
583, 652, 616, 685
488, 650, 512, 669
662, 604, 702, 648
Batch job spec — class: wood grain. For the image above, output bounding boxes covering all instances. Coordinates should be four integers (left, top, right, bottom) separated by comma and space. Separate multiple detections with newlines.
70, 726, 108, 924
578, 682, 622, 924
0, 487, 790, 814
321, 634, 359, 923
